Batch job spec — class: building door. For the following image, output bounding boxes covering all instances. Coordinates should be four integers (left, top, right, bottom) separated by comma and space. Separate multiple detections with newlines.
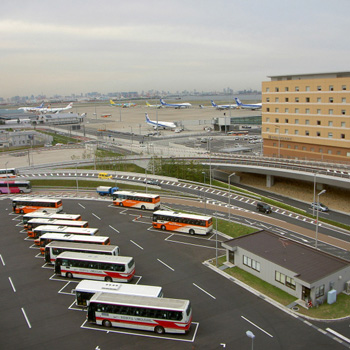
228, 251, 234, 264
302, 286, 311, 301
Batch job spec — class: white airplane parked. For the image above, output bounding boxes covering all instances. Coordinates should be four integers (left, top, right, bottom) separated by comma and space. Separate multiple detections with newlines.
18, 102, 45, 113
160, 99, 191, 109
145, 113, 176, 129
234, 97, 262, 110
145, 101, 162, 109
42, 102, 73, 113
211, 100, 237, 110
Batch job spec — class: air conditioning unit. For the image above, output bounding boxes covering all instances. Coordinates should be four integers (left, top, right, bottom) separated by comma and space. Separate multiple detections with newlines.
345, 281, 350, 294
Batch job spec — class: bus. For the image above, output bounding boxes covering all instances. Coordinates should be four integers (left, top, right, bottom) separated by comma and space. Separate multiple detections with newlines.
35, 233, 111, 254
54, 252, 135, 282
75, 280, 163, 306
112, 191, 160, 211
87, 293, 192, 334
23, 211, 82, 225
12, 198, 63, 214
31, 225, 98, 239
0, 181, 31, 194
152, 210, 213, 235
0, 168, 18, 178
45, 242, 120, 264
26, 219, 88, 236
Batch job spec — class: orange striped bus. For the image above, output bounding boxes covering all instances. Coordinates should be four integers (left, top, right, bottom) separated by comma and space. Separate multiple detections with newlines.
113, 191, 160, 211
12, 198, 63, 214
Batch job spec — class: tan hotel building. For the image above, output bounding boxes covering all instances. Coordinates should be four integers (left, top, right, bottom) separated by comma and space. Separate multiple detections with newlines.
262, 72, 350, 162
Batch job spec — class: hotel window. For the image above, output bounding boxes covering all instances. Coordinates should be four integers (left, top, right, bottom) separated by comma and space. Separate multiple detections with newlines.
329, 109, 333, 115
275, 128, 279, 133
285, 118, 289, 123
306, 86, 310, 91
275, 108, 279, 113
295, 108, 299, 113
329, 97, 334, 103
306, 108, 310, 114
284, 129, 289, 134
295, 97, 299, 103
341, 122, 346, 127
295, 130, 299, 135
317, 132, 321, 136
328, 150, 332, 154
275, 87, 279, 92
317, 86, 322, 91
311, 147, 314, 152
243, 255, 260, 272
266, 117, 270, 122
317, 120, 321, 125
295, 119, 299, 124
319, 148, 323, 153
317, 97, 321, 103
317, 109, 321, 114
266, 108, 270, 112
341, 134, 345, 139
295, 145, 299, 149
328, 121, 333, 127
302, 146, 306, 151
266, 87, 270, 92
285, 108, 289, 113
285, 87, 289, 92
316, 285, 325, 298
328, 132, 333, 138
305, 130, 309, 136
342, 110, 346, 115
305, 119, 310, 125
287, 145, 291, 149
295, 86, 299, 91
306, 97, 310, 102
266, 97, 270, 102
275, 97, 279, 102
342, 97, 346, 103
337, 151, 341, 155
266, 127, 270, 132
342, 85, 346, 90
285, 97, 289, 102
329, 85, 334, 91
275, 118, 279, 123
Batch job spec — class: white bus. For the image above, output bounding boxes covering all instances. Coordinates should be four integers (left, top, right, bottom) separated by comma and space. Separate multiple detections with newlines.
23, 211, 82, 225
152, 210, 213, 235
75, 280, 163, 306
12, 197, 63, 214
0, 168, 17, 178
87, 293, 192, 334
35, 233, 111, 254
54, 252, 135, 283
112, 191, 160, 211
32, 225, 98, 239
26, 219, 89, 237
44, 241, 120, 264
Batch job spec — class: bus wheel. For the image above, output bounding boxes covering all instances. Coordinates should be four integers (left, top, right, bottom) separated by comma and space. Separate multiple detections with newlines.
141, 205, 146, 210
20, 210, 24, 214
20, 190, 23, 194
154, 326, 165, 334
161, 225, 166, 231
189, 229, 195, 235
66, 272, 73, 279
105, 276, 112, 282
102, 320, 112, 328
119, 203, 123, 207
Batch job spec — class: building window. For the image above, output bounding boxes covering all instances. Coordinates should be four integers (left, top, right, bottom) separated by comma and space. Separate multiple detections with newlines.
295, 97, 299, 103
295, 145, 299, 149
275, 271, 295, 290
275, 108, 279, 113
342, 97, 346, 103
306, 97, 310, 102
317, 97, 322, 103
329, 97, 334, 103
285, 87, 289, 92
306, 108, 310, 114
305, 130, 309, 136
285, 97, 289, 102
311, 147, 314, 152
319, 148, 323, 153
275, 87, 279, 92
342, 85, 346, 90
328, 132, 333, 138
341, 110, 346, 115
295, 108, 299, 113
316, 285, 325, 298
329, 85, 334, 91
295, 130, 299, 135
275, 97, 279, 102
266, 117, 270, 122
243, 255, 260, 272
329, 109, 333, 115
266, 87, 270, 92
295, 119, 299, 124
302, 146, 306, 151
317, 109, 321, 114
317, 86, 322, 91
266, 127, 270, 132
295, 86, 299, 92
328, 121, 333, 127
285, 118, 289, 123
275, 128, 279, 133
266, 97, 270, 102
341, 134, 345, 139
341, 122, 346, 127
328, 150, 332, 154
285, 129, 289, 134
285, 108, 289, 113
317, 132, 321, 136
305, 119, 310, 125
287, 145, 291, 149
317, 120, 321, 125
285, 276, 296, 290
266, 108, 270, 112
306, 86, 310, 92
275, 118, 279, 123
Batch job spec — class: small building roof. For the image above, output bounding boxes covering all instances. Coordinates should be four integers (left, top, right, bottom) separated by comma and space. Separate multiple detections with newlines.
222, 230, 350, 284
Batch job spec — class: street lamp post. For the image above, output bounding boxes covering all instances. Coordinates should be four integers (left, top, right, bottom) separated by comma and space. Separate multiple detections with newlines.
315, 189, 326, 249
228, 173, 235, 224
5, 161, 10, 195
313, 172, 319, 217
76, 162, 79, 194
246, 331, 255, 350
202, 171, 206, 214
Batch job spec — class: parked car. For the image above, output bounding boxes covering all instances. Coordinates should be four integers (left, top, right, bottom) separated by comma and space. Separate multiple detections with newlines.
256, 202, 272, 214
310, 202, 329, 212
143, 179, 160, 186
98, 172, 112, 180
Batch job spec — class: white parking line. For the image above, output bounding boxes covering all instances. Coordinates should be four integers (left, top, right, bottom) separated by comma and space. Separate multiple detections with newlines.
109, 225, 120, 233
157, 259, 175, 271
130, 240, 144, 250
92, 213, 101, 220
78, 203, 85, 209
241, 315, 273, 337
8, 277, 16, 292
0, 254, 5, 266
193, 283, 216, 299
21, 308, 32, 328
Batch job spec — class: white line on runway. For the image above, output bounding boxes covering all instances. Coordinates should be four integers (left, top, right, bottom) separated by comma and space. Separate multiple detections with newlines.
78, 203, 85, 209
0, 254, 5, 266
241, 316, 273, 337
130, 240, 144, 250
8, 277, 16, 292
109, 225, 119, 233
193, 283, 216, 299
21, 307, 32, 328
92, 213, 101, 220
157, 259, 174, 271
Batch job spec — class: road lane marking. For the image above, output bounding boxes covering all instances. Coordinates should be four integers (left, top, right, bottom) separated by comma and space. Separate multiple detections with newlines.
78, 203, 85, 209
326, 328, 350, 343
109, 225, 119, 233
92, 213, 101, 220
130, 240, 144, 250
241, 315, 273, 337
193, 283, 216, 299
21, 308, 32, 328
8, 277, 16, 292
157, 259, 174, 271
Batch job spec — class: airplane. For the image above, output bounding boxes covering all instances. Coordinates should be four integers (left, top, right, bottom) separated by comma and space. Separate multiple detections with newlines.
211, 100, 237, 110
18, 102, 45, 112
145, 113, 176, 129
159, 99, 191, 109
110, 99, 136, 108
41, 102, 73, 113
234, 97, 262, 110
145, 101, 162, 109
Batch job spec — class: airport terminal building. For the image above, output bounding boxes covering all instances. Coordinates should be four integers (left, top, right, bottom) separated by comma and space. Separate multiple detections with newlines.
262, 72, 350, 162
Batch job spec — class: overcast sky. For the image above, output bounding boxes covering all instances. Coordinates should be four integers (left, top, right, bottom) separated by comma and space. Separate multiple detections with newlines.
0, 0, 349, 98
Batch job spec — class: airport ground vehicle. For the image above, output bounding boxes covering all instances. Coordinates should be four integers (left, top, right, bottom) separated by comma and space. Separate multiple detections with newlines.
54, 252, 135, 282
152, 210, 213, 235
87, 293, 192, 334
256, 202, 272, 214
32, 225, 98, 239
74, 280, 163, 306
26, 219, 89, 236
23, 211, 82, 225
35, 233, 111, 254
96, 186, 119, 196
12, 198, 63, 214
0, 180, 31, 194
0, 168, 17, 178
112, 191, 160, 210
143, 179, 160, 186
45, 241, 119, 264
310, 202, 329, 212
98, 173, 112, 180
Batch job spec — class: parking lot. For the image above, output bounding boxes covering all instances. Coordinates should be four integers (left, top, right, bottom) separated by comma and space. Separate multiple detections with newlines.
0, 197, 345, 350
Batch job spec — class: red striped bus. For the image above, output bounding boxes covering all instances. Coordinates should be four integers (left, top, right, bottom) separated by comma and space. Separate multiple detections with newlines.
32, 225, 98, 239
12, 197, 63, 214
26, 219, 89, 236
112, 191, 160, 210
152, 210, 213, 235
23, 211, 82, 225
87, 293, 192, 334
54, 252, 135, 282
0, 181, 31, 194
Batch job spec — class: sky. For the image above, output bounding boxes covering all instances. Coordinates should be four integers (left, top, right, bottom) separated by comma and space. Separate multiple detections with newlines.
0, 0, 349, 98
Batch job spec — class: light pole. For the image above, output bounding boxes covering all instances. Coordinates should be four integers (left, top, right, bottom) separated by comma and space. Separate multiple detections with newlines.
5, 161, 10, 195
313, 172, 319, 217
76, 162, 79, 194
246, 330, 255, 350
215, 212, 218, 267
202, 171, 206, 214
228, 173, 235, 224
315, 189, 326, 249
